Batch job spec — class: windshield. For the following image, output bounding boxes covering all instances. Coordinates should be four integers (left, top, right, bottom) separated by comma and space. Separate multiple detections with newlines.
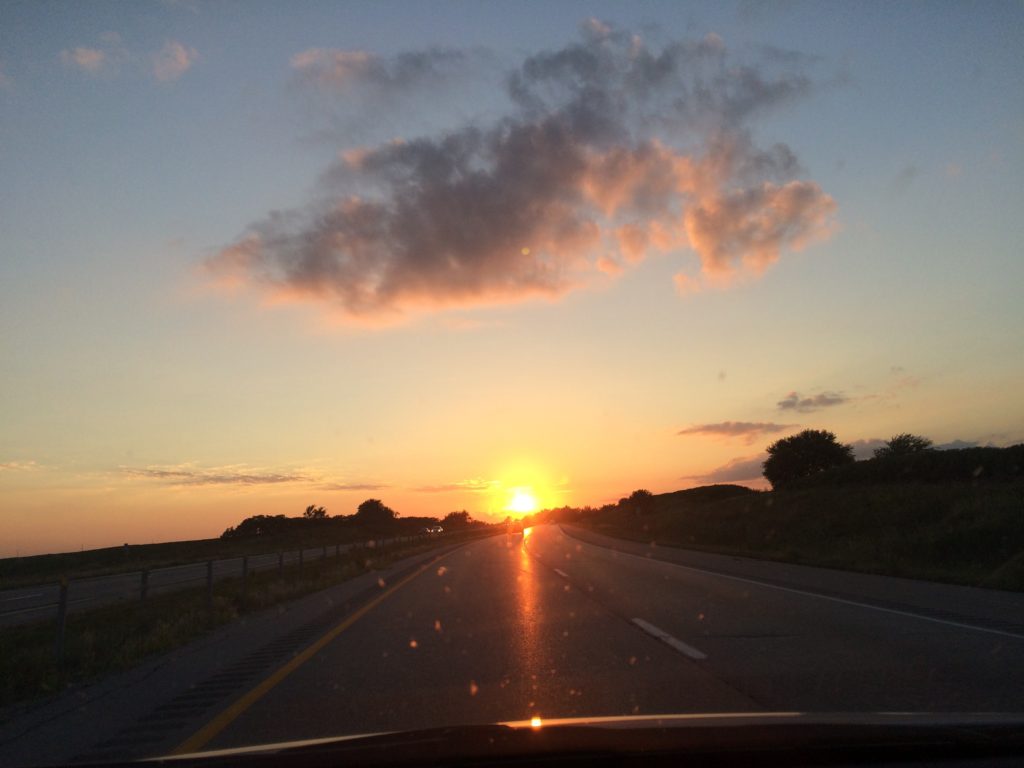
1, 1, 1022, 765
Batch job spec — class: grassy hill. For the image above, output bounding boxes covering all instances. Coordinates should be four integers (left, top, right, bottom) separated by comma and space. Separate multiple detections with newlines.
549, 480, 1024, 591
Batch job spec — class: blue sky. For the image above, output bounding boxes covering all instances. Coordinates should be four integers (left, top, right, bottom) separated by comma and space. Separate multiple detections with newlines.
1, 1, 1022, 555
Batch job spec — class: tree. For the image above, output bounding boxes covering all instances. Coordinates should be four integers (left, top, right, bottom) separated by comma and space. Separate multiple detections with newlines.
354, 498, 396, 526
762, 429, 854, 489
303, 504, 327, 519
441, 510, 473, 528
620, 489, 655, 515
873, 433, 933, 459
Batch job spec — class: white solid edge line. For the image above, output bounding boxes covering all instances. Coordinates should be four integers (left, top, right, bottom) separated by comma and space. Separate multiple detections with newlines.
632, 617, 707, 660
593, 537, 1024, 642
554, 568, 570, 578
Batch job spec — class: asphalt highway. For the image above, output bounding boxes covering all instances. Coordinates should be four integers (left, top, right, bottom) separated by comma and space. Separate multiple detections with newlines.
4, 525, 1022, 766
198, 524, 1024, 752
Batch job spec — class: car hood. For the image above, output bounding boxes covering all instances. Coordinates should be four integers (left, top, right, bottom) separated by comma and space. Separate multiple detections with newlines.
152, 712, 1024, 766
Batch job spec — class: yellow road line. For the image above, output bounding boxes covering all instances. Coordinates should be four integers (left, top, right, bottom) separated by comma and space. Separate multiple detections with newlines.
171, 550, 456, 755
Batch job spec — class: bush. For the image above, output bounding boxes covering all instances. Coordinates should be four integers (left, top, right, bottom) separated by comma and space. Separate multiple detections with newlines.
763, 429, 855, 489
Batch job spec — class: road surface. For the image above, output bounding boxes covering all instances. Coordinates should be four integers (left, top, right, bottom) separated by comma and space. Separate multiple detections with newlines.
2, 525, 1022, 765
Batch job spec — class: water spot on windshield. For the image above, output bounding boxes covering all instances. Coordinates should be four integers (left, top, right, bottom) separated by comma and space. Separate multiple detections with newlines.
409, 638, 418, 649
469, 680, 479, 696
434, 619, 442, 632
436, 566, 448, 576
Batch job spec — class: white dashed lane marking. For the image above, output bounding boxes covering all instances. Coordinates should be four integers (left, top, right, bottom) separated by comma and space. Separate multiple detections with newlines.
631, 617, 708, 660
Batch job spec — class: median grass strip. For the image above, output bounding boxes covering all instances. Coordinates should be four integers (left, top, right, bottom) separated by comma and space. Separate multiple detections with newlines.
573, 482, 1024, 591
0, 531, 489, 709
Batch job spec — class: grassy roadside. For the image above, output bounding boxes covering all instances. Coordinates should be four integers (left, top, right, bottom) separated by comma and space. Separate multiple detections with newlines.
0, 529, 493, 709
574, 482, 1024, 591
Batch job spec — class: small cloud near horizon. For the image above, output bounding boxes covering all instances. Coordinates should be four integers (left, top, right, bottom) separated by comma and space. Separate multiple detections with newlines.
413, 478, 496, 493
777, 390, 847, 412
677, 421, 796, 444
686, 454, 766, 484
320, 481, 389, 491
0, 460, 39, 472
123, 465, 309, 486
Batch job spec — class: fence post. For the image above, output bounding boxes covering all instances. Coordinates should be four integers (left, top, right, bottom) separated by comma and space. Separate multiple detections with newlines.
278, 551, 284, 576
334, 543, 340, 557
241, 556, 248, 603
322, 544, 327, 560
140, 570, 149, 602
55, 578, 69, 673
206, 560, 214, 610
298, 548, 304, 573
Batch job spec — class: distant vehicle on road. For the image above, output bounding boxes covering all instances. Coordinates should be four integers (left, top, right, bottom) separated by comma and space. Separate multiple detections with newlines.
422, 525, 443, 535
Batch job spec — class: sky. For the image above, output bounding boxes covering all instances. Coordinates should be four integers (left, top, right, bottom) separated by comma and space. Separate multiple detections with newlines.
1, 1, 1022, 556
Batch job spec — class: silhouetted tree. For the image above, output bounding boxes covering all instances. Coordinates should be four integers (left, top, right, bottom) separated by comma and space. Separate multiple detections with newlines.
874, 433, 933, 459
303, 504, 327, 519
221, 514, 292, 539
620, 489, 655, 515
763, 429, 854, 489
441, 510, 473, 528
354, 498, 396, 526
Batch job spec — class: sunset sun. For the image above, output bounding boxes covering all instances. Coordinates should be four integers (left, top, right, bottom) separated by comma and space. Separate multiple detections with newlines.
506, 488, 538, 515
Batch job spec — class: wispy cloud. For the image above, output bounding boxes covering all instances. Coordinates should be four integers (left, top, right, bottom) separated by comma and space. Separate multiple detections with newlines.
152, 40, 198, 82
777, 390, 847, 412
59, 35, 197, 82
291, 47, 471, 91
413, 478, 496, 493
60, 47, 108, 74
0, 460, 39, 472
320, 481, 389, 491
123, 465, 309, 486
678, 421, 796, 443
207, 21, 836, 323
686, 454, 766, 484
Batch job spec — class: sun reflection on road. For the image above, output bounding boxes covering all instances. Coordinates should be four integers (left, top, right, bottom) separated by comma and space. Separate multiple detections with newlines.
514, 525, 542, 722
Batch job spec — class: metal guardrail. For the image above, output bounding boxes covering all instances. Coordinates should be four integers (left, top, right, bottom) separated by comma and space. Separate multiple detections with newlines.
0, 536, 421, 633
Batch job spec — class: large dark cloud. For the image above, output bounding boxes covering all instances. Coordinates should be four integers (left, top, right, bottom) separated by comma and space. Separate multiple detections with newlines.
209, 21, 836, 320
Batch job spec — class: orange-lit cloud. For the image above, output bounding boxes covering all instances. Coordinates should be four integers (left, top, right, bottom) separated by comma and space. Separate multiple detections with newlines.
152, 40, 198, 82
208, 23, 836, 321
413, 478, 497, 493
60, 47, 107, 73
123, 465, 309, 486
678, 421, 797, 443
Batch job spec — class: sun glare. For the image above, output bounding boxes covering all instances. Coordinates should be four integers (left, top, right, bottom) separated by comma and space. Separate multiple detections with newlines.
506, 488, 538, 514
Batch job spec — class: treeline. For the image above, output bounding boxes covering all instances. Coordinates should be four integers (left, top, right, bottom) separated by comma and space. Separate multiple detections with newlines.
764, 430, 1023, 490
526, 484, 757, 527
794, 444, 1024, 488
221, 499, 485, 540
525, 439, 1022, 526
